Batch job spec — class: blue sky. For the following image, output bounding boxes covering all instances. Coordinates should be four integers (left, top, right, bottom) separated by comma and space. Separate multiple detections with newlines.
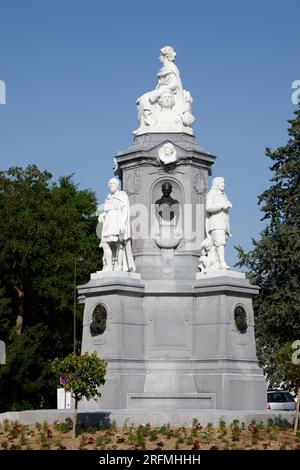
0, 0, 299, 266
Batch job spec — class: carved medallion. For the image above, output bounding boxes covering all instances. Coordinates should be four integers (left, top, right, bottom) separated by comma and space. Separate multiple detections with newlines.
234, 305, 247, 333
158, 143, 177, 165
90, 304, 107, 336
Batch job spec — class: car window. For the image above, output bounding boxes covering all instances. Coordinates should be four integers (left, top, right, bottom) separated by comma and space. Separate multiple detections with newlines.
283, 392, 295, 402
267, 392, 294, 402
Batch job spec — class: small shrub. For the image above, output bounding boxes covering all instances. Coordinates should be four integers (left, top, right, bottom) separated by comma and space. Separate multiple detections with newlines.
149, 429, 159, 442
110, 420, 117, 432
95, 434, 106, 449
42, 421, 49, 433
38, 432, 50, 450
222, 438, 229, 450
136, 425, 146, 449
199, 430, 213, 444
267, 418, 274, 427
126, 429, 136, 446
3, 419, 10, 433
10, 424, 22, 439
159, 424, 168, 435
218, 419, 227, 438
165, 428, 173, 439
54, 435, 66, 450
185, 435, 194, 445
192, 418, 199, 429
53, 419, 72, 433
230, 420, 241, 442
54, 435, 62, 447
79, 433, 88, 449
176, 433, 185, 444
18, 429, 27, 446
0, 440, 8, 449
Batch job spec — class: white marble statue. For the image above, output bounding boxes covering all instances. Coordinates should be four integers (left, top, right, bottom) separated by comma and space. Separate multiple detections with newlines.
134, 46, 195, 135
159, 142, 177, 165
98, 178, 136, 272
199, 177, 232, 272
198, 235, 218, 273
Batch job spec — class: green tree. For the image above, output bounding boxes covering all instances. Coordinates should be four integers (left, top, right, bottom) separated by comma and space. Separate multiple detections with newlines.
236, 106, 300, 389
0, 165, 102, 411
51, 352, 107, 438
276, 343, 300, 393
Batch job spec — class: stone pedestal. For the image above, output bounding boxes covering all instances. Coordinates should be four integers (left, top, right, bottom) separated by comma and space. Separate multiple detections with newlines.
79, 271, 266, 411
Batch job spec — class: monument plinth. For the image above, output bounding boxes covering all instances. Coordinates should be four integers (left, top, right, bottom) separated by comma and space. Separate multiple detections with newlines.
79, 46, 267, 412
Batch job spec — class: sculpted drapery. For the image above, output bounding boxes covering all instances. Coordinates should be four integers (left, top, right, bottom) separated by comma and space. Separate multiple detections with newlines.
134, 46, 195, 135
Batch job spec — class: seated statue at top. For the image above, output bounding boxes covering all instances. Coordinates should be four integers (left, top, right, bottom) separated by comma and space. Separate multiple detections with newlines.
133, 46, 195, 135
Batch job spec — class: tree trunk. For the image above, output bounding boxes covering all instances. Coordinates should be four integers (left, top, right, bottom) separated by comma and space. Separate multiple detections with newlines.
294, 387, 300, 435
72, 398, 78, 439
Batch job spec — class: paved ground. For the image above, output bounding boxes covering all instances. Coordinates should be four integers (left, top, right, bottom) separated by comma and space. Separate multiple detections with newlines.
0, 409, 295, 427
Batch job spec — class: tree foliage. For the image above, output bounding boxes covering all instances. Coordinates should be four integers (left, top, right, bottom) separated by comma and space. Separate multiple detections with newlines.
236, 106, 300, 389
0, 165, 102, 411
276, 342, 300, 393
51, 352, 107, 437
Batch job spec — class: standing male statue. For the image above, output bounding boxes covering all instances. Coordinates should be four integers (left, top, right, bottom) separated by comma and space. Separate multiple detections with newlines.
203, 177, 232, 271
98, 178, 135, 272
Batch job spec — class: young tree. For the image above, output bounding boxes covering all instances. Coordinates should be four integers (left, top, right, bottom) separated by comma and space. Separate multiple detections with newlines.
236, 105, 300, 389
0, 165, 102, 411
51, 352, 107, 438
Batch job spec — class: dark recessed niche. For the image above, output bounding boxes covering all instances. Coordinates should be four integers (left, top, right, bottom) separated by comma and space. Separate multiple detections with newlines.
234, 305, 248, 333
90, 304, 107, 336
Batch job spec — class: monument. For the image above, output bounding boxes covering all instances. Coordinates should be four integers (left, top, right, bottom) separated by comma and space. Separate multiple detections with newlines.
78, 46, 267, 413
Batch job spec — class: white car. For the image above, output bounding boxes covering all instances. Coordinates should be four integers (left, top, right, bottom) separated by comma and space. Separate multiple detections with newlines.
267, 390, 296, 411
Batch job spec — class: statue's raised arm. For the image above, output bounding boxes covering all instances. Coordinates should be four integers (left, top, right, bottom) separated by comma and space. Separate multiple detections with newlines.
134, 46, 195, 135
